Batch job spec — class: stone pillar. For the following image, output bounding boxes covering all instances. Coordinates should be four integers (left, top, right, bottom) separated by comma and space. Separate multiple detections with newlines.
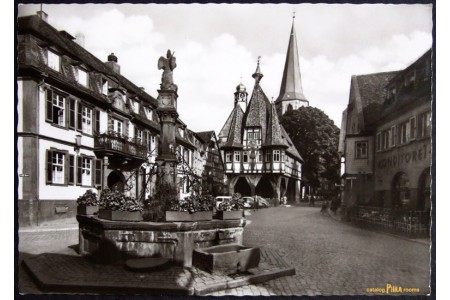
102, 156, 109, 190
155, 50, 179, 202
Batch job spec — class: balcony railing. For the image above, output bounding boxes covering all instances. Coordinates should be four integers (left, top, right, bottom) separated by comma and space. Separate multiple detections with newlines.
94, 132, 148, 160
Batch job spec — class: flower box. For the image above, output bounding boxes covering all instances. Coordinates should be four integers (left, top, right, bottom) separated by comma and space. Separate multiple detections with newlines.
98, 209, 143, 222
77, 205, 99, 215
165, 211, 213, 222
216, 210, 243, 220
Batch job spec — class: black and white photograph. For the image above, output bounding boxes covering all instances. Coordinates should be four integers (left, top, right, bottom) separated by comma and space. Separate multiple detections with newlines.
15, 1, 437, 297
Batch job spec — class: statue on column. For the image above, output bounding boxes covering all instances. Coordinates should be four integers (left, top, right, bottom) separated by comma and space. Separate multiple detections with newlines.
158, 49, 178, 91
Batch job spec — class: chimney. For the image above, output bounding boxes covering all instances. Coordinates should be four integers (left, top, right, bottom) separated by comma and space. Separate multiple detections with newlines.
105, 53, 120, 74
37, 10, 48, 22
139, 87, 145, 91
75, 33, 85, 48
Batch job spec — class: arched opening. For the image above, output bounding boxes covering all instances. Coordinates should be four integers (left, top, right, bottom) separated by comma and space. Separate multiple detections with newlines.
417, 168, 431, 211
108, 170, 125, 192
286, 178, 297, 203
256, 177, 274, 199
392, 172, 410, 209
287, 104, 293, 112
234, 177, 251, 196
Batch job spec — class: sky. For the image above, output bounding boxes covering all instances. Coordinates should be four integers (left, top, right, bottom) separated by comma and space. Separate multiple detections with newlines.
17, 3, 432, 133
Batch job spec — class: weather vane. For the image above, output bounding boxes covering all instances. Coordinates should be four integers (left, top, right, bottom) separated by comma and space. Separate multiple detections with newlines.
257, 56, 261, 65
293, 10, 296, 19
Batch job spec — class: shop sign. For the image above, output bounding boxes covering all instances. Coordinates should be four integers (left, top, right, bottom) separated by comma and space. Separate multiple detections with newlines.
377, 144, 429, 169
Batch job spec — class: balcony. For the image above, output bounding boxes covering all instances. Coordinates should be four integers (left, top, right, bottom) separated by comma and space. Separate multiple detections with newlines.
94, 132, 148, 161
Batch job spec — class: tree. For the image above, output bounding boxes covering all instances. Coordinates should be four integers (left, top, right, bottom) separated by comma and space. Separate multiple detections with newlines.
281, 106, 340, 194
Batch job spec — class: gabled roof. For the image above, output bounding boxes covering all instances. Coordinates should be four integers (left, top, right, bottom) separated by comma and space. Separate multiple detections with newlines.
351, 71, 400, 128
218, 106, 239, 140
196, 131, 215, 144
221, 105, 244, 149
243, 84, 270, 143
276, 19, 308, 104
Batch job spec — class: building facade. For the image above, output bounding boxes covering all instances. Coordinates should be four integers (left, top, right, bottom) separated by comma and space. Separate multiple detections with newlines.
339, 49, 432, 234
218, 60, 303, 204
17, 12, 220, 226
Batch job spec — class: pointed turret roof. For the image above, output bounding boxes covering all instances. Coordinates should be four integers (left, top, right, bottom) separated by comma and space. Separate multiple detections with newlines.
263, 102, 287, 148
221, 105, 244, 149
276, 17, 308, 104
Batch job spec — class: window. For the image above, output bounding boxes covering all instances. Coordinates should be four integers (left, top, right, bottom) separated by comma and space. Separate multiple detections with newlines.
101, 79, 109, 95
135, 128, 143, 144
226, 151, 232, 162
80, 157, 92, 186
113, 118, 123, 136
46, 150, 74, 185
257, 151, 262, 162
273, 150, 281, 162
398, 122, 408, 144
76, 156, 102, 187
409, 117, 416, 140
52, 152, 65, 184
245, 128, 261, 145
81, 106, 92, 135
382, 130, 389, 150
47, 50, 60, 72
243, 151, 248, 163
46, 89, 65, 126
417, 111, 431, 138
77, 68, 88, 87
355, 141, 368, 159
234, 151, 240, 162
390, 126, 396, 147
133, 100, 139, 114
266, 151, 271, 162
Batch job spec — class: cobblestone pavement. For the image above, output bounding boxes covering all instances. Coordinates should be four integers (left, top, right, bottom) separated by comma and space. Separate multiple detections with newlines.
17, 206, 431, 296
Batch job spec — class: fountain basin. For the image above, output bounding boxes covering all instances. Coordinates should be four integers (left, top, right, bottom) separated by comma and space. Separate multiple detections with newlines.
192, 244, 260, 274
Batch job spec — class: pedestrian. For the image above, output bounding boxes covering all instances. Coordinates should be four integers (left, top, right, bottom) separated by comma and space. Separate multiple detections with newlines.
311, 195, 315, 207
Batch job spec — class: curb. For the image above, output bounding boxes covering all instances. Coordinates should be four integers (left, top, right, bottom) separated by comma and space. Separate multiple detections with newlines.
325, 209, 430, 246
195, 267, 296, 296
19, 226, 79, 233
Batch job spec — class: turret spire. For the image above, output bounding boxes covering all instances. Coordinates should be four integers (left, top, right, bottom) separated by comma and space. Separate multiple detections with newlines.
275, 17, 309, 116
252, 56, 264, 84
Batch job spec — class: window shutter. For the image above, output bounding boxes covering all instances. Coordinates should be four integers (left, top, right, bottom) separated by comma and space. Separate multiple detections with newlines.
68, 154, 75, 185
64, 153, 70, 185
76, 156, 82, 185
143, 130, 148, 149
46, 150, 52, 184
91, 158, 95, 187
69, 98, 76, 129
94, 159, 102, 189
46, 90, 53, 122
107, 114, 113, 133
124, 120, 129, 138
94, 110, 100, 134
77, 103, 82, 131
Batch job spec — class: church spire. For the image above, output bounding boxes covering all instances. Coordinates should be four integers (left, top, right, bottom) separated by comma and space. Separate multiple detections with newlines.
275, 15, 309, 116
252, 56, 264, 84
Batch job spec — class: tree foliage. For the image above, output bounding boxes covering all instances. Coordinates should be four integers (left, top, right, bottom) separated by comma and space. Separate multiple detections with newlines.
281, 106, 340, 189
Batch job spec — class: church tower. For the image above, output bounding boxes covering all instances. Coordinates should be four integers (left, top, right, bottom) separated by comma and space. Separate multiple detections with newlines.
275, 13, 309, 118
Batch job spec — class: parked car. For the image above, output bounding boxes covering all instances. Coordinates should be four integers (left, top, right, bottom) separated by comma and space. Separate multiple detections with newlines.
242, 196, 270, 208
214, 196, 232, 210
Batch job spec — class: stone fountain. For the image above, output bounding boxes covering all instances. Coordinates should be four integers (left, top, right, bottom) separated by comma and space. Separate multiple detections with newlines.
77, 50, 247, 267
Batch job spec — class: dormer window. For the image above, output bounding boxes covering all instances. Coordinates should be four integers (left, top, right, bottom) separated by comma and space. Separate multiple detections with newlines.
179, 128, 184, 138
101, 78, 109, 95
133, 100, 139, 114
144, 107, 153, 120
404, 70, 416, 87
47, 50, 60, 72
387, 86, 396, 101
76, 67, 88, 87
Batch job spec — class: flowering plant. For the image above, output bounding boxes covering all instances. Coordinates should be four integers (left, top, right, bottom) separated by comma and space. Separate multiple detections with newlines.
169, 194, 214, 213
77, 189, 98, 207
99, 188, 143, 212
218, 193, 245, 211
